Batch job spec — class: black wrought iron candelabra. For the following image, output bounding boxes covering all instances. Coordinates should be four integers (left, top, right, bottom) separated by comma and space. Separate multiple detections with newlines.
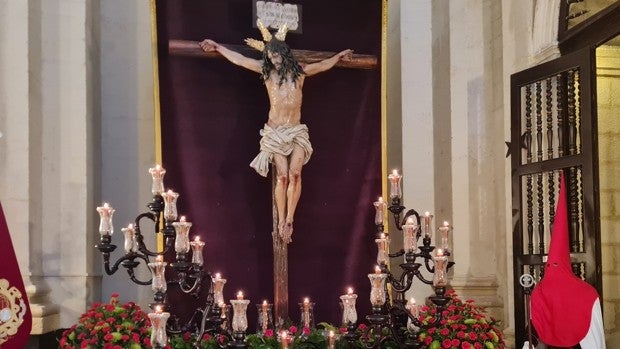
343, 170, 455, 349
95, 165, 232, 349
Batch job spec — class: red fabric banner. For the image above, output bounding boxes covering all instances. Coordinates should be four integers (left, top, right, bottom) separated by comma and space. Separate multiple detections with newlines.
0, 202, 32, 348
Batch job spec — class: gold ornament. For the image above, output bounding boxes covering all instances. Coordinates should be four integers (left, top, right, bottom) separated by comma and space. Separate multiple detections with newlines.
246, 19, 288, 52
0, 279, 27, 345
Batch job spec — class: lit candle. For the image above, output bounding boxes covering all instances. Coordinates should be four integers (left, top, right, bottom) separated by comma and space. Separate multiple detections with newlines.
121, 223, 139, 253
148, 305, 170, 347
373, 197, 387, 225
407, 298, 419, 318
280, 331, 289, 349
190, 236, 205, 266
212, 273, 227, 305
231, 293, 250, 332
302, 297, 311, 328
96, 203, 115, 236
422, 211, 434, 238
161, 189, 180, 222
374, 233, 389, 265
403, 216, 418, 253
368, 271, 388, 307
374, 265, 382, 274
388, 169, 402, 199
328, 330, 335, 349
433, 249, 448, 287
260, 300, 269, 332
340, 288, 358, 325
148, 255, 167, 293
438, 221, 451, 251
172, 216, 192, 254
149, 164, 166, 195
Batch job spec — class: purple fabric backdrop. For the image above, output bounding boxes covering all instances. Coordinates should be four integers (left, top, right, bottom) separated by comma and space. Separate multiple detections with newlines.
156, 0, 381, 327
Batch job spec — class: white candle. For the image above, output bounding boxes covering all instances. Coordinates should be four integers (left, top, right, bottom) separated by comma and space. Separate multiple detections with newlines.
148, 164, 166, 195
388, 169, 402, 199
340, 288, 358, 324
373, 197, 387, 225
403, 216, 417, 253
438, 221, 451, 251
190, 236, 205, 266
96, 203, 115, 237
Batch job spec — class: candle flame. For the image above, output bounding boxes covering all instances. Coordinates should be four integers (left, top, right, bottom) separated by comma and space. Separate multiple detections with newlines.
380, 233, 386, 239
424, 211, 430, 217
303, 297, 309, 304
347, 287, 354, 295
215, 273, 221, 279
443, 221, 450, 227
263, 300, 268, 305
329, 330, 334, 337
236, 291, 244, 299
409, 297, 416, 305
374, 265, 382, 274
194, 236, 200, 241
156, 255, 164, 263
391, 169, 399, 176
155, 305, 162, 313
180, 215, 186, 222
437, 248, 444, 256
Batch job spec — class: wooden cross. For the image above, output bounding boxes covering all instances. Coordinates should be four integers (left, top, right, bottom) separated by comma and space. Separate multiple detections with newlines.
169, 40, 378, 69
168, 39, 377, 322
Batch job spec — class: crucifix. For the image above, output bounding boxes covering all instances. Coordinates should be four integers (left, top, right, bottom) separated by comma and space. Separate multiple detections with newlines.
168, 28, 377, 322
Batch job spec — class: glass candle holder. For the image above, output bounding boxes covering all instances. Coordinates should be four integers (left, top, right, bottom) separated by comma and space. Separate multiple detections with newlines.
373, 197, 386, 225
374, 234, 389, 265
368, 272, 388, 306
172, 217, 192, 254
96, 203, 115, 237
148, 309, 170, 347
148, 257, 167, 293
388, 169, 402, 199
231, 299, 250, 332
328, 331, 336, 349
403, 216, 418, 253
161, 190, 179, 222
189, 238, 205, 266
438, 221, 452, 252
299, 298, 314, 329
422, 212, 434, 238
339, 292, 358, 325
256, 301, 274, 333
149, 164, 166, 195
432, 249, 449, 287
279, 331, 290, 349
212, 274, 227, 305
219, 303, 231, 331
121, 224, 139, 253
405, 298, 419, 330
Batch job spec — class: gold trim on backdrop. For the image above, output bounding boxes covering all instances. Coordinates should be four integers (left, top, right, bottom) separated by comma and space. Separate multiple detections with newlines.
149, 0, 164, 252
381, 0, 388, 226
381, 0, 393, 303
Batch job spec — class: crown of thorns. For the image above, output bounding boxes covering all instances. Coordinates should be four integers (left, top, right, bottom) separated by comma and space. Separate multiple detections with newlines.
245, 19, 288, 52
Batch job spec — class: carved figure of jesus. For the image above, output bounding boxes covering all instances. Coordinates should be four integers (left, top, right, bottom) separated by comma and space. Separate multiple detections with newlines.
200, 22, 352, 243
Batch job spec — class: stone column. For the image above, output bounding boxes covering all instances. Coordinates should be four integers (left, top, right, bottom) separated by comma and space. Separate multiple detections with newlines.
0, 0, 102, 335
448, 0, 505, 331
399, 0, 452, 302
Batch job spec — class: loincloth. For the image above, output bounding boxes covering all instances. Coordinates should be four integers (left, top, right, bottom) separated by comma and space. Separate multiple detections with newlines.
249, 123, 313, 177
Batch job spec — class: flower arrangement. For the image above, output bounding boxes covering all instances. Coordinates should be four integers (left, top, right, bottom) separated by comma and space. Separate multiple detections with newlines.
59, 293, 152, 349
416, 290, 505, 349
168, 331, 229, 349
